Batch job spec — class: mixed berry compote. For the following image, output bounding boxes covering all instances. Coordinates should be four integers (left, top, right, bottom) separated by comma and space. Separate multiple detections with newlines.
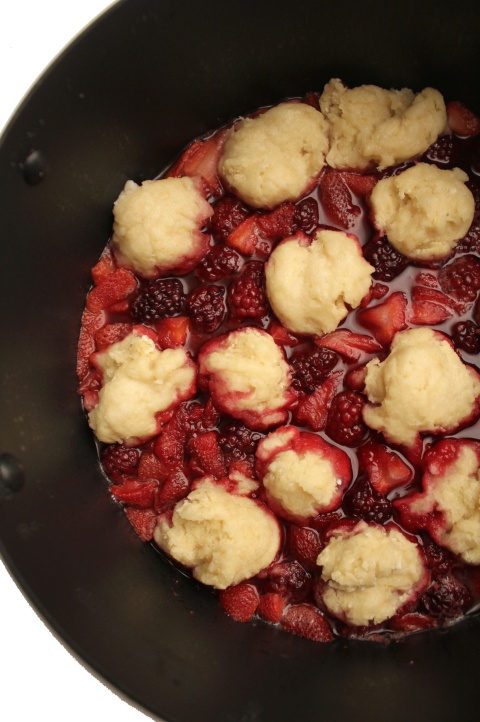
77, 83, 480, 643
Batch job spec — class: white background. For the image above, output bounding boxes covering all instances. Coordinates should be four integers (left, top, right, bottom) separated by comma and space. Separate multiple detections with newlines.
0, 2, 152, 720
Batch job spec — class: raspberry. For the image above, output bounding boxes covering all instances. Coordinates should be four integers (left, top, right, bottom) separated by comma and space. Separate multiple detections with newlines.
325, 390, 368, 447
227, 261, 268, 319
101, 444, 140, 480
342, 476, 393, 524
131, 278, 186, 323
185, 284, 226, 333
218, 422, 263, 460
210, 195, 251, 241
420, 575, 473, 619
294, 197, 319, 232
363, 235, 409, 281
194, 244, 240, 282
451, 320, 480, 354
439, 255, 480, 306
290, 346, 339, 394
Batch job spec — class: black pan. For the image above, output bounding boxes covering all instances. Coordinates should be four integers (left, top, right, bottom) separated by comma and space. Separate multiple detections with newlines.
1, 1, 480, 720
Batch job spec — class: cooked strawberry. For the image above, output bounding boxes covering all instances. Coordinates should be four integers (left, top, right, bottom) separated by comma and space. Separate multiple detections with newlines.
218, 583, 259, 622
111, 479, 158, 508
318, 169, 361, 229
410, 286, 456, 324
124, 507, 157, 542
288, 526, 323, 570
154, 411, 187, 468
94, 322, 132, 350
344, 364, 368, 391
167, 129, 228, 196
257, 592, 286, 623
154, 470, 190, 511
77, 308, 106, 380
187, 431, 227, 478
267, 320, 302, 347
256, 203, 297, 240
294, 370, 343, 431
389, 612, 436, 633
447, 100, 480, 137
340, 172, 378, 197
137, 451, 169, 482
86, 268, 137, 313
156, 316, 190, 349
91, 247, 116, 285
225, 214, 261, 255
357, 437, 412, 495
357, 291, 407, 346
315, 329, 382, 362
281, 603, 333, 642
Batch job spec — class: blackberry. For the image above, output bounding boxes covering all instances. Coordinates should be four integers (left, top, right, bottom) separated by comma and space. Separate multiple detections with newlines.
210, 195, 251, 241
290, 346, 339, 394
218, 422, 263, 459
456, 216, 480, 254
363, 235, 409, 282
294, 197, 319, 233
451, 320, 480, 354
227, 261, 268, 319
343, 476, 393, 524
325, 390, 367, 447
185, 283, 226, 333
422, 135, 455, 166
195, 244, 240, 282
420, 575, 472, 619
131, 278, 185, 323
439, 255, 480, 305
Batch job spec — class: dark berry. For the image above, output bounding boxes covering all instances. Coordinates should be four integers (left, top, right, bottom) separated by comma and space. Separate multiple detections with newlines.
195, 244, 240, 282
101, 444, 140, 480
422, 135, 456, 166
343, 476, 393, 524
290, 346, 339, 394
378, 161, 415, 179
185, 284, 226, 334
326, 390, 368, 446
294, 197, 319, 232
420, 575, 473, 619
210, 195, 251, 241
363, 235, 409, 282
261, 560, 310, 600
422, 535, 458, 576
130, 278, 185, 323
218, 422, 263, 460
227, 261, 268, 319
438, 254, 480, 305
467, 179, 480, 213
451, 320, 480, 354
456, 216, 480, 254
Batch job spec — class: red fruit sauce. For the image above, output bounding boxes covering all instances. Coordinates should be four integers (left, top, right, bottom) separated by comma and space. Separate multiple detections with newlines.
78, 91, 480, 643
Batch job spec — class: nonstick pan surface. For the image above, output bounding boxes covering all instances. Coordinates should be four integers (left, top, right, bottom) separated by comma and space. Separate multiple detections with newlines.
1, 1, 480, 721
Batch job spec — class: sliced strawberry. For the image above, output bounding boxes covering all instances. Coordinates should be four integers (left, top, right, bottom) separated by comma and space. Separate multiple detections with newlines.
124, 507, 157, 542
318, 169, 361, 229
288, 526, 322, 570
94, 322, 132, 350
86, 268, 137, 313
77, 308, 106, 380
281, 603, 333, 642
111, 479, 158, 508
257, 592, 286, 623
167, 129, 228, 196
91, 247, 116, 285
156, 316, 190, 349
187, 431, 227, 478
344, 364, 368, 391
137, 451, 169, 482
389, 612, 437, 633
410, 286, 455, 325
447, 100, 480, 137
154, 470, 190, 512
225, 215, 260, 255
154, 413, 187, 468
256, 203, 297, 240
294, 370, 343, 431
267, 320, 302, 347
357, 437, 413, 495
357, 291, 408, 346
315, 329, 382, 362
218, 583, 259, 622
340, 172, 378, 197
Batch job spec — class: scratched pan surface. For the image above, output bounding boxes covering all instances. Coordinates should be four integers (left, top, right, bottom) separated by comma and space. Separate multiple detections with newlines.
0, 1, 479, 720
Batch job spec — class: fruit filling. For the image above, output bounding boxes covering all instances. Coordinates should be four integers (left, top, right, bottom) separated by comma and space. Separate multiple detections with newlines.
77, 78, 480, 643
